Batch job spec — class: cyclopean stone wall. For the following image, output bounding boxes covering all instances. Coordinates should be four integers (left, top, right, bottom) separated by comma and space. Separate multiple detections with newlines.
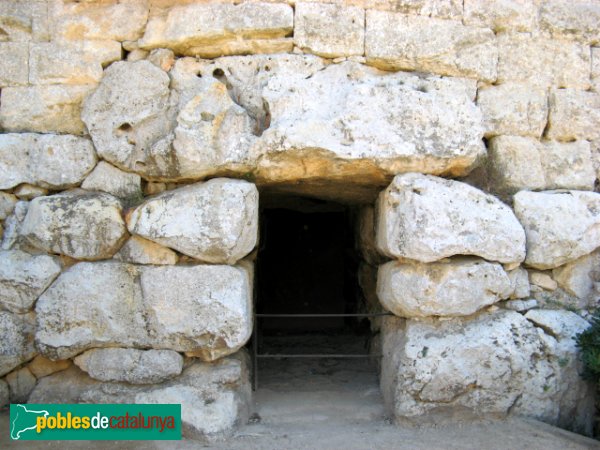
0, 0, 599, 440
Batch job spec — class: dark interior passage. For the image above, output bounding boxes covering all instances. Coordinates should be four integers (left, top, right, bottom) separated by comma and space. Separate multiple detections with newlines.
255, 197, 363, 333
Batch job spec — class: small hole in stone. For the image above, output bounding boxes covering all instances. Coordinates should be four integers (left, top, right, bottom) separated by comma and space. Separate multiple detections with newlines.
196, 71, 202, 78
416, 85, 428, 93
264, 65, 271, 72
118, 123, 132, 132
201, 112, 215, 122
213, 68, 225, 77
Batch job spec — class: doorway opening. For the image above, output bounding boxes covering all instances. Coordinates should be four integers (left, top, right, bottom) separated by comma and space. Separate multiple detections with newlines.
251, 194, 384, 424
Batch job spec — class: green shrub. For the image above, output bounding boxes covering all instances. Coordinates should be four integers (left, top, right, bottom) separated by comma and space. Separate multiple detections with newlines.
576, 310, 600, 381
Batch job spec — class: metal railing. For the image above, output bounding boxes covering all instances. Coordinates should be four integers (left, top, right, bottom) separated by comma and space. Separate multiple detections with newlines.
251, 312, 392, 390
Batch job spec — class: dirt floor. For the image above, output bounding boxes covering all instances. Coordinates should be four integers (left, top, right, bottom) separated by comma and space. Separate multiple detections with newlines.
3, 335, 600, 449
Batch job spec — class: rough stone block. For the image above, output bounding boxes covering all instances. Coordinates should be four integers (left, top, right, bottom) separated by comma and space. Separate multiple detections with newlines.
114, 236, 178, 265
138, 2, 293, 57
74, 348, 183, 384
592, 47, 600, 93
294, 2, 364, 58
21, 191, 128, 260
0, 42, 29, 86
380, 310, 594, 434
365, 11, 497, 81
552, 251, 599, 299
0, 0, 48, 42
0, 192, 17, 220
540, 0, 600, 44
0, 250, 61, 313
30, 357, 251, 440
546, 88, 600, 142
0, 311, 36, 377
0, 379, 8, 408
5, 366, 36, 403
0, 84, 95, 135
477, 82, 547, 138
377, 258, 512, 318
356, 0, 462, 19
497, 33, 591, 89
29, 41, 122, 85
27, 355, 71, 379
540, 140, 596, 191
50, 0, 149, 42
127, 179, 258, 264
513, 190, 600, 269
0, 133, 98, 190
81, 161, 141, 200
376, 173, 526, 264
463, 0, 537, 32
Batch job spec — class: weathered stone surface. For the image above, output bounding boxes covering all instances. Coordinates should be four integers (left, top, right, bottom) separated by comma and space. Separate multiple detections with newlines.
0, 43, 28, 86
6, 366, 36, 403
0, 250, 61, 313
507, 266, 530, 299
294, 3, 364, 58
147, 48, 175, 71
1, 201, 29, 251
463, 0, 537, 32
0, 311, 36, 377
376, 173, 526, 264
477, 82, 547, 138
127, 179, 258, 264
0, 133, 97, 190
141, 264, 253, 361
525, 309, 590, 341
593, 47, 600, 93
81, 161, 142, 200
0, 193, 17, 220
546, 88, 600, 142
50, 0, 149, 42
29, 41, 122, 85
357, 206, 386, 265
497, 34, 591, 89
114, 235, 178, 265
0, 85, 95, 135
0, 379, 8, 408
530, 271, 558, 291
30, 356, 251, 439
0, 0, 49, 42
139, 2, 293, 57
14, 184, 48, 201
257, 62, 485, 183
504, 298, 538, 311
74, 348, 183, 384
35, 262, 150, 360
380, 310, 594, 434
27, 355, 71, 379
487, 137, 595, 194
552, 251, 599, 299
356, 0, 462, 19
365, 11, 497, 81
377, 258, 512, 318
514, 190, 600, 269
21, 191, 127, 260
540, 1, 600, 44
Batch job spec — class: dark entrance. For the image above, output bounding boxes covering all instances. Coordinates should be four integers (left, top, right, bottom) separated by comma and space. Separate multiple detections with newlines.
252, 195, 374, 389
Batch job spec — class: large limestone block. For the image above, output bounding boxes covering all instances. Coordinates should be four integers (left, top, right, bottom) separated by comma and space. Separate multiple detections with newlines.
488, 137, 595, 194
138, 2, 293, 57
377, 258, 512, 317
127, 179, 258, 264
497, 34, 591, 89
0, 133, 98, 190
552, 251, 599, 299
257, 62, 485, 181
0, 311, 36, 377
114, 235, 178, 265
30, 356, 251, 440
365, 11, 497, 81
0, 192, 18, 220
0, 250, 61, 313
27, 355, 71, 379
463, 0, 537, 32
141, 264, 253, 361
74, 348, 183, 384
81, 161, 142, 200
50, 0, 148, 42
376, 173, 526, 264
1, 201, 29, 251
546, 88, 600, 142
6, 366, 36, 403
294, 3, 364, 58
29, 41, 122, 85
35, 262, 150, 360
0, 0, 49, 42
514, 190, 600, 269
477, 82, 547, 138
0, 43, 29, 86
380, 310, 594, 434
540, 0, 600, 44
0, 85, 95, 135
21, 191, 128, 260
